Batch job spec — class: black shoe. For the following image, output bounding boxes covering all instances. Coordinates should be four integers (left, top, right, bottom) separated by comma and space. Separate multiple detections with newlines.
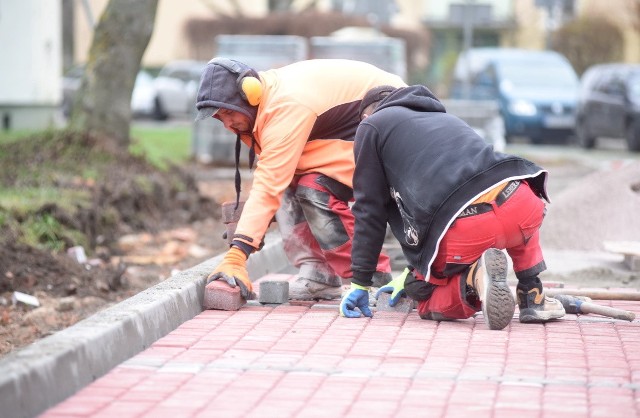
468, 249, 515, 330
517, 285, 565, 323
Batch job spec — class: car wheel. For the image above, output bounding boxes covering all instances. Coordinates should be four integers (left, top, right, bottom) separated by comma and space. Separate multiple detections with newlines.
626, 119, 640, 152
152, 97, 168, 121
575, 118, 596, 149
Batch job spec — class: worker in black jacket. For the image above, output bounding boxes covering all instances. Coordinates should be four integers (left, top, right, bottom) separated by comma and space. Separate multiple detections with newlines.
339, 85, 565, 330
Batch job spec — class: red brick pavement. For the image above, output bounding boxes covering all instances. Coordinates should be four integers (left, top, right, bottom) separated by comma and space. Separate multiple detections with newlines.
42, 275, 640, 418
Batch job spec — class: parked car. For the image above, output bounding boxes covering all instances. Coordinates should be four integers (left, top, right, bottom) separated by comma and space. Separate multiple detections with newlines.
130, 70, 157, 118
575, 63, 640, 152
61, 60, 207, 121
450, 48, 580, 144
61, 65, 85, 118
62, 66, 158, 119
150, 60, 207, 120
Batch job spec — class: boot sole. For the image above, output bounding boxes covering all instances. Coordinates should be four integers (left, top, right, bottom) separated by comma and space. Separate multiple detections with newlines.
482, 249, 515, 330
519, 308, 565, 323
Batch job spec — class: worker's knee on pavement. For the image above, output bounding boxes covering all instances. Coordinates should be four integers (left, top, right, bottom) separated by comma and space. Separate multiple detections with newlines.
404, 273, 436, 301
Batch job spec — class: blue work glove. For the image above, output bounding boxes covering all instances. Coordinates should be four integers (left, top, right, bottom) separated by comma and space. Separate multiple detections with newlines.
375, 267, 411, 307
340, 283, 372, 318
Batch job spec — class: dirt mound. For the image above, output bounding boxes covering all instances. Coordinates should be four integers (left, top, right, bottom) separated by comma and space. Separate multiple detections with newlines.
0, 130, 225, 356
541, 161, 640, 251
0, 239, 124, 297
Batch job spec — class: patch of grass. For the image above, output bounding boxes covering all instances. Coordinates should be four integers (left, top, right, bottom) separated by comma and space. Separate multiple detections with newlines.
0, 129, 118, 187
130, 125, 191, 170
0, 187, 91, 214
21, 213, 86, 252
22, 213, 67, 251
0, 207, 85, 252
0, 129, 40, 145
0, 187, 91, 251
0, 125, 197, 253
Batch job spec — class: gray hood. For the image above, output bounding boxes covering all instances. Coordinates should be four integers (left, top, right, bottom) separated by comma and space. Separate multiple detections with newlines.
195, 58, 259, 126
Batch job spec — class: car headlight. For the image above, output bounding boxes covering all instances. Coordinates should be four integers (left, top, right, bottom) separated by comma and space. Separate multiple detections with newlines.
508, 100, 537, 116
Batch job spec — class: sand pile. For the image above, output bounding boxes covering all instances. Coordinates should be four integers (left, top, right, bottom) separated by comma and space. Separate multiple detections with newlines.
541, 161, 640, 251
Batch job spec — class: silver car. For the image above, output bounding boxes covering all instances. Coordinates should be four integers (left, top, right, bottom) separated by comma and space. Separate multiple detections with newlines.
150, 60, 207, 120
61, 60, 207, 121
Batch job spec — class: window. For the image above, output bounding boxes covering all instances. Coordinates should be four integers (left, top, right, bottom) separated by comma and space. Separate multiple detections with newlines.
450, 3, 493, 25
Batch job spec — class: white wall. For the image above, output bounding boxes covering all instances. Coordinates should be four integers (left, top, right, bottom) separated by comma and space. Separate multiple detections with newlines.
0, 0, 61, 105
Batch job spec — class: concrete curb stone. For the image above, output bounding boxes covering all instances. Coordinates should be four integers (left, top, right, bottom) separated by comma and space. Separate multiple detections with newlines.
0, 231, 289, 418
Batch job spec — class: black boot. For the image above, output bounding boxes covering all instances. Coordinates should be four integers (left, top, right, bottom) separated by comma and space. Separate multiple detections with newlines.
516, 276, 565, 323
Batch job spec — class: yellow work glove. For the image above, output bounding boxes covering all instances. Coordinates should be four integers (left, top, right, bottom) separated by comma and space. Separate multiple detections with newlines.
375, 267, 411, 307
207, 246, 255, 300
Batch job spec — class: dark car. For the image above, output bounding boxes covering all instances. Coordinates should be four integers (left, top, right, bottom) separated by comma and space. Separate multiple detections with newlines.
450, 48, 580, 145
575, 63, 640, 152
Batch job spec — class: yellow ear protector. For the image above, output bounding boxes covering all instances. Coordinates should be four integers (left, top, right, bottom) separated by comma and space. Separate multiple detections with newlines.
208, 57, 262, 106
237, 70, 262, 106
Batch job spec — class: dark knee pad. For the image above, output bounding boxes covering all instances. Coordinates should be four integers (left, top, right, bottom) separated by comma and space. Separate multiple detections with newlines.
404, 272, 436, 301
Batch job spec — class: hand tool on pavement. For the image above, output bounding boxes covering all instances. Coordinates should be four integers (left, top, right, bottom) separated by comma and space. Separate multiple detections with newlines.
553, 294, 636, 322
545, 288, 640, 301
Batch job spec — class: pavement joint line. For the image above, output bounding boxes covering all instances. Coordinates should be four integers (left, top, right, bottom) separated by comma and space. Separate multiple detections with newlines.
245, 301, 640, 323
246, 301, 416, 312
0, 230, 290, 418
172, 362, 640, 389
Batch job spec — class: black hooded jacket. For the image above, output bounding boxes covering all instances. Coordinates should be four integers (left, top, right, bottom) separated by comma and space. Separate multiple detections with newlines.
350, 85, 549, 287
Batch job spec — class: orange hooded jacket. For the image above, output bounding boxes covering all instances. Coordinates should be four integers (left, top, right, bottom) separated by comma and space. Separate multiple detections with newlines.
216, 59, 406, 252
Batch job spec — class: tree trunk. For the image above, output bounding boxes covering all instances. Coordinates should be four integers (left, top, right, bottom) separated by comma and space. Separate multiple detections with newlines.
69, 0, 158, 148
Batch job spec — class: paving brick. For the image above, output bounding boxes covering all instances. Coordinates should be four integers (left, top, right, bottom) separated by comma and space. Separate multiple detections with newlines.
221, 200, 244, 223
42, 398, 109, 416
203, 280, 245, 311
376, 292, 414, 313
91, 400, 156, 418
38, 278, 640, 418
259, 280, 289, 304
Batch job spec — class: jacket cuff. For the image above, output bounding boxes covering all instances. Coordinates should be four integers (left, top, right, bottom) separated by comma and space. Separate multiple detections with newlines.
351, 271, 374, 287
230, 240, 255, 258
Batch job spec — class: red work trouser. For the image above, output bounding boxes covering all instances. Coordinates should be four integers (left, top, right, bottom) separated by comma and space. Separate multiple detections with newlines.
276, 173, 391, 285
416, 180, 546, 320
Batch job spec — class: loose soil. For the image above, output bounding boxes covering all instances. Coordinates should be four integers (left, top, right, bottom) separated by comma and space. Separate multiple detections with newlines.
0, 168, 244, 358
0, 131, 251, 358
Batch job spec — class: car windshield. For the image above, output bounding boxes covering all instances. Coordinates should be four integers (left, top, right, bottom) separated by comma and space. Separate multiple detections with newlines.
499, 62, 578, 89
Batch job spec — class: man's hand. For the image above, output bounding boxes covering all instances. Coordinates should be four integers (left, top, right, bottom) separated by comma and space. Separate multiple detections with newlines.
207, 246, 255, 300
375, 267, 411, 307
340, 283, 372, 318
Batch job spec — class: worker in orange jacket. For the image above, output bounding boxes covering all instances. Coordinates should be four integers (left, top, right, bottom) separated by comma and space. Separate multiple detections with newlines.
195, 58, 406, 300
